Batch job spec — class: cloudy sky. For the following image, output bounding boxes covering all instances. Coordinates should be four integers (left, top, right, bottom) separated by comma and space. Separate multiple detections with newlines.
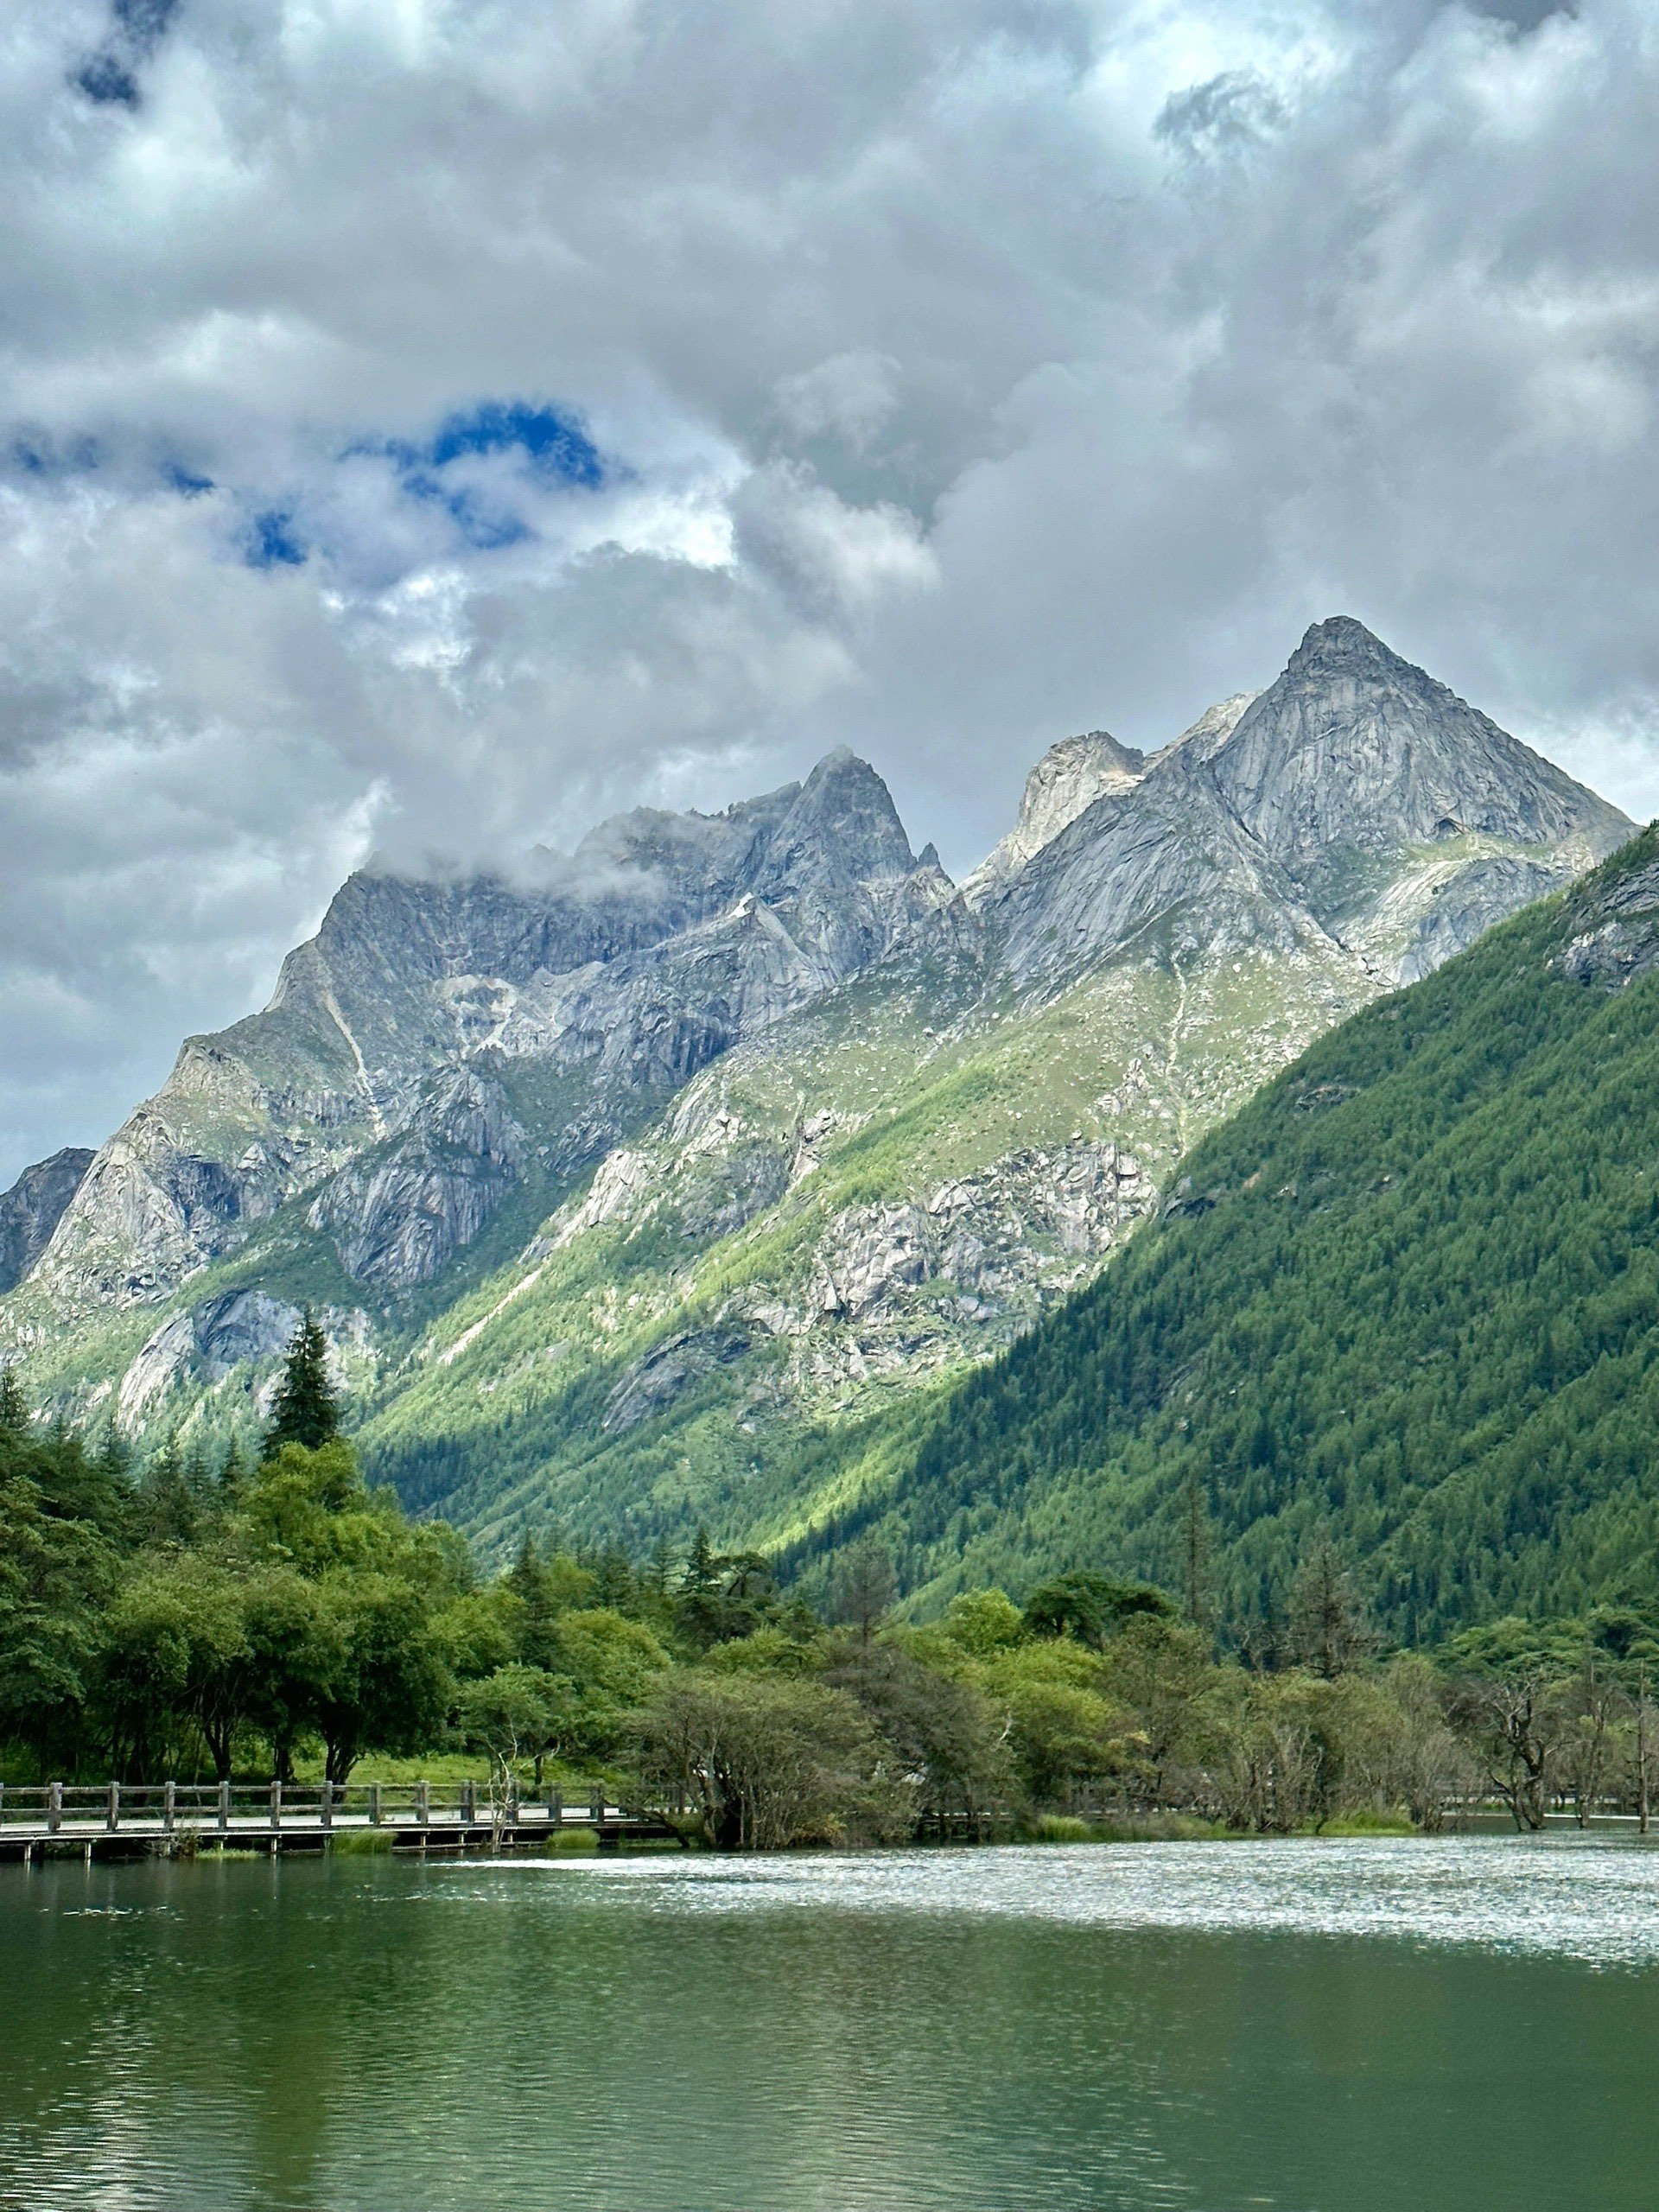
2, 0, 1656, 1184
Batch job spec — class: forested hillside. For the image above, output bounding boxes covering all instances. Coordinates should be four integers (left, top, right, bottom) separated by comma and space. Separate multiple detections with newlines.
842, 827, 1659, 1637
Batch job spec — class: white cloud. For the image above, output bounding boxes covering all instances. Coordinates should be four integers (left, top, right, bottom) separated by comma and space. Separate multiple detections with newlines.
0, 0, 1656, 1179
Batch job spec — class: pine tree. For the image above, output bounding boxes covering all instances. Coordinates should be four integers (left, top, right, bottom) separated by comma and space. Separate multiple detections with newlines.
137, 1437, 200, 1549
0, 1363, 27, 1434
682, 1527, 719, 1597
264, 1308, 340, 1457
218, 1436, 249, 1505
507, 1529, 544, 1605
642, 1535, 677, 1600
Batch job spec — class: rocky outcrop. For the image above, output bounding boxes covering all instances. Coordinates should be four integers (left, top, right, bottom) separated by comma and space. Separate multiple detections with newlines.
739, 1141, 1153, 1335
32, 1113, 264, 1306
308, 1069, 529, 1289
0, 1148, 93, 1293
603, 1328, 750, 1433
1560, 857, 1659, 989
118, 1288, 302, 1427
116, 1288, 372, 1430
963, 730, 1147, 904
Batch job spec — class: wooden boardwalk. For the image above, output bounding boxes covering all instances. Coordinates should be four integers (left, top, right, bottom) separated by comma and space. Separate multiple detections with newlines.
0, 1780, 683, 1860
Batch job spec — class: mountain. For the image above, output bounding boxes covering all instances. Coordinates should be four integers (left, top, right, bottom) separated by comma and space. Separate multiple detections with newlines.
0, 1148, 94, 1294
0, 618, 1632, 1573
873, 825, 1659, 1636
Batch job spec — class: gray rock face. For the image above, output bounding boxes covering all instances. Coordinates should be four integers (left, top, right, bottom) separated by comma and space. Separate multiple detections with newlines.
982, 621, 1630, 991
1210, 619, 1630, 904
1147, 692, 1259, 768
988, 753, 1325, 988
963, 730, 1147, 904
1560, 858, 1659, 988
0, 1148, 94, 1293
308, 1069, 529, 1289
118, 1288, 302, 1427
603, 1328, 749, 1433
29, 747, 956, 1305
828, 1141, 1152, 1307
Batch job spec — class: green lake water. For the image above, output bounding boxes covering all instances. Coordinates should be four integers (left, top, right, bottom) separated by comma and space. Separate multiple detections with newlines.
2, 1837, 1656, 2210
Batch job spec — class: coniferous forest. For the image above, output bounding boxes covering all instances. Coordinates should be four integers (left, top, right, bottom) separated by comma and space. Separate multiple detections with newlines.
855, 827, 1659, 1635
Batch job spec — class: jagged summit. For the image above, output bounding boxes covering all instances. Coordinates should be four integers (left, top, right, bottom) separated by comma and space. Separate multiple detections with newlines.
1211, 613, 1632, 893
1147, 692, 1258, 770
963, 728, 1147, 905
21, 745, 947, 1311
990, 621, 1632, 988
1287, 613, 1395, 669
753, 747, 916, 889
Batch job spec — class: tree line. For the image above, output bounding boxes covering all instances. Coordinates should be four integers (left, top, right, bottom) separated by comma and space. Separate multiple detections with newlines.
3, 1319, 1657, 1847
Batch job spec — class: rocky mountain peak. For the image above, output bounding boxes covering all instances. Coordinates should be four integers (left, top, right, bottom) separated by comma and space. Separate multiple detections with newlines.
0, 1147, 95, 1294
1019, 731, 1146, 838
1147, 692, 1259, 770
758, 748, 916, 887
963, 728, 1146, 905
1284, 613, 1397, 677
1206, 616, 1634, 892
4, 614, 1636, 1465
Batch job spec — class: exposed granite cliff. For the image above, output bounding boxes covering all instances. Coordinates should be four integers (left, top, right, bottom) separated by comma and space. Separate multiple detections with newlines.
0, 1148, 94, 1294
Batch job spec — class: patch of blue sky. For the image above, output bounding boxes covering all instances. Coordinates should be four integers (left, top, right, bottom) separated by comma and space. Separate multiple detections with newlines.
245, 511, 306, 569
162, 461, 215, 497
347, 398, 607, 548
425, 401, 605, 486
10, 432, 103, 477
73, 0, 180, 109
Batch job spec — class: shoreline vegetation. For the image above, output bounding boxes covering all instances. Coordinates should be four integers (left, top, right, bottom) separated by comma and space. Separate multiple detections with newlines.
4, 1322, 1658, 1853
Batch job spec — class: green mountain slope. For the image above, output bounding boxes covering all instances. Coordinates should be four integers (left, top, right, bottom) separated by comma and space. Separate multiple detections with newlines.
841, 828, 1659, 1634
359, 925, 1364, 1558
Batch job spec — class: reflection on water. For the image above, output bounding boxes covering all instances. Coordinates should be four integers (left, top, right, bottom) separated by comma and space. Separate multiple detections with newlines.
2, 1839, 1656, 2212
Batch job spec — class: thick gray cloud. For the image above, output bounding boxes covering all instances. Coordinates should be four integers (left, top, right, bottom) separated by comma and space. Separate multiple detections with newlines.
1, 0, 1656, 1182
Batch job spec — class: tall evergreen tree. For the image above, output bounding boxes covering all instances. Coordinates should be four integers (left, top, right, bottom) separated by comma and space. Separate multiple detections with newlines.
0, 1362, 28, 1434
264, 1308, 340, 1457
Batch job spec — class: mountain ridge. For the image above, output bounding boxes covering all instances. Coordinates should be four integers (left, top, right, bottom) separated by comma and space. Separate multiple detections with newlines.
0, 617, 1634, 1577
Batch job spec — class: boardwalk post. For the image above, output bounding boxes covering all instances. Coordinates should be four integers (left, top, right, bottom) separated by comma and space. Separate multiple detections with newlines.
590, 1784, 604, 1825
106, 1781, 120, 1833
270, 1779, 283, 1829
321, 1779, 334, 1829
370, 1783, 382, 1827
47, 1782, 61, 1833
416, 1779, 429, 1828
549, 1785, 562, 1826
506, 1775, 519, 1827
218, 1780, 231, 1832
462, 1779, 476, 1824
163, 1781, 175, 1834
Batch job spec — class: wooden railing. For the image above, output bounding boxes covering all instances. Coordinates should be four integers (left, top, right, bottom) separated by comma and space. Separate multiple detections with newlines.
0, 1778, 637, 1839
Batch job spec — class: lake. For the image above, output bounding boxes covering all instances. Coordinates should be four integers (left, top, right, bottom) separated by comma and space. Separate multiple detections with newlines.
3, 1837, 1656, 2210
